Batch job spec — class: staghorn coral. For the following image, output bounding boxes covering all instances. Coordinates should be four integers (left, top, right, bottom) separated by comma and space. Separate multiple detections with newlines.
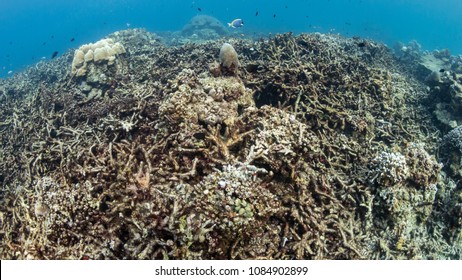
2, 29, 462, 260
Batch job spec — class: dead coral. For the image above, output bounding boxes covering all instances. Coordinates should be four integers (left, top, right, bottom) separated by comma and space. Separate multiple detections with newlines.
1, 29, 459, 260
219, 43, 240, 76
159, 69, 253, 126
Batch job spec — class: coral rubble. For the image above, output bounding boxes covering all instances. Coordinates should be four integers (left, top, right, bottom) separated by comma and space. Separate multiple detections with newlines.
1, 29, 461, 260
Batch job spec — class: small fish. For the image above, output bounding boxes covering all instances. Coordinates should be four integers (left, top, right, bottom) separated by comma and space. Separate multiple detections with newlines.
255, 11, 259, 16
228, 18, 244, 28
273, 14, 276, 18
51, 51, 58, 59
70, 37, 75, 42
197, 7, 202, 12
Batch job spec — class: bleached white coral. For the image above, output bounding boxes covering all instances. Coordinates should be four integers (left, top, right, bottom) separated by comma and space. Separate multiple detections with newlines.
71, 38, 126, 77
370, 151, 409, 186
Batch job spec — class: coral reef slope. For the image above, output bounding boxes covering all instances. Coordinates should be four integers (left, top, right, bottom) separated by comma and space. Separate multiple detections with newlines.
0, 29, 461, 259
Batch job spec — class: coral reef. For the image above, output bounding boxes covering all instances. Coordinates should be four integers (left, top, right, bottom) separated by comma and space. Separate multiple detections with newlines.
399, 44, 462, 131
71, 38, 126, 77
181, 15, 228, 40
370, 151, 410, 186
218, 43, 240, 76
441, 125, 462, 177
1, 29, 461, 260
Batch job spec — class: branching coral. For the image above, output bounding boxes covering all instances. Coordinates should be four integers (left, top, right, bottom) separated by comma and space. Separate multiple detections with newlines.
1, 29, 460, 260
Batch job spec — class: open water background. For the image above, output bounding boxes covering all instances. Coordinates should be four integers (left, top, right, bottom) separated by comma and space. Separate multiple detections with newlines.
1, 0, 461, 78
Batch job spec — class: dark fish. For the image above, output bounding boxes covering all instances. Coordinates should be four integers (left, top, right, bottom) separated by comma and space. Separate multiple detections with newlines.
42, 42, 46, 46
439, 69, 445, 73
51, 51, 58, 59
51, 35, 54, 39
357, 42, 366, 48
285, 5, 288, 8
345, 22, 351, 26
273, 14, 276, 18
255, 11, 258, 16
70, 37, 75, 42
197, 7, 202, 12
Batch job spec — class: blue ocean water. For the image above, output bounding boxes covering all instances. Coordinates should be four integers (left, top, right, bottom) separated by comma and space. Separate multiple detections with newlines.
1, 0, 461, 78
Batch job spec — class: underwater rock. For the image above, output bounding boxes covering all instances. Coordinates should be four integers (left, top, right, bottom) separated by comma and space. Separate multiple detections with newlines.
428, 72, 462, 129
433, 48, 451, 60
393, 40, 422, 63
441, 125, 462, 177
219, 43, 240, 76
416, 47, 462, 130
181, 15, 228, 39
425, 70, 441, 85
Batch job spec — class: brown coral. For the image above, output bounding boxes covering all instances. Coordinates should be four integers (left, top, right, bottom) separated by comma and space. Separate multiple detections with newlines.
1, 30, 460, 261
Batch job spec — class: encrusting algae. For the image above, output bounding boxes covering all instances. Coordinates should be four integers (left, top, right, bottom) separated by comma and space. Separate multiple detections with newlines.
1, 28, 462, 259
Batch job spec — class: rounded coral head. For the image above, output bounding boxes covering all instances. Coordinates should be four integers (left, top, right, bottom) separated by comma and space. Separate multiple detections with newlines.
219, 43, 239, 76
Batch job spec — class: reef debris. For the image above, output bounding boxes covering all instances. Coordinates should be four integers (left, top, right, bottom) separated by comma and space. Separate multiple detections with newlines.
0, 30, 461, 260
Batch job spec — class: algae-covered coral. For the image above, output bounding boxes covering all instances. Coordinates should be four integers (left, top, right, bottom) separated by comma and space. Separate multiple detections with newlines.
1, 29, 462, 259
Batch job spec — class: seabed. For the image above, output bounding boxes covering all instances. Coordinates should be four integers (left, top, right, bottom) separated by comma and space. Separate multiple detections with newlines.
1, 27, 462, 259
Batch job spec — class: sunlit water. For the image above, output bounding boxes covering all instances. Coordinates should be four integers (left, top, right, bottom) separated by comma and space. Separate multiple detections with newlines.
1, 0, 461, 77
